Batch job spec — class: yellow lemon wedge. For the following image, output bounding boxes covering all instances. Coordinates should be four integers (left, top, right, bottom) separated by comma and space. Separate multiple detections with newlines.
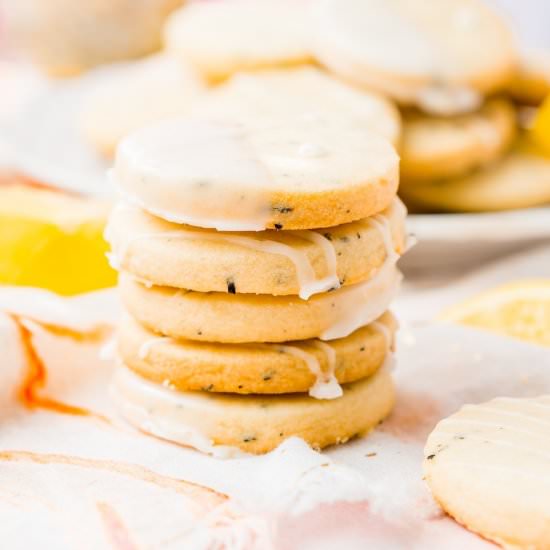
529, 94, 550, 156
440, 280, 550, 347
0, 176, 116, 295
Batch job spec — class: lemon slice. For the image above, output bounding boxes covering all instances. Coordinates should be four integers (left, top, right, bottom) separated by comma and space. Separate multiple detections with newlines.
529, 95, 550, 156
440, 280, 550, 347
0, 178, 116, 295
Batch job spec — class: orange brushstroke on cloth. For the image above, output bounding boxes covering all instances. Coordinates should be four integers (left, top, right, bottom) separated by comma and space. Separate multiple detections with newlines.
0, 451, 227, 507
97, 502, 140, 550
0, 171, 81, 196
9, 314, 109, 421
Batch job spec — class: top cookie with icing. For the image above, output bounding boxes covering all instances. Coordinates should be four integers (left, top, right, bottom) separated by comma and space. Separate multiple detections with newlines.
310, 0, 517, 115
164, 0, 311, 82
113, 117, 399, 231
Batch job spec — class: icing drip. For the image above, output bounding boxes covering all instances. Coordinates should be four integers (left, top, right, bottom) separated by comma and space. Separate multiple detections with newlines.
308, 341, 343, 399
106, 207, 341, 299
369, 214, 400, 263
276, 343, 343, 400
319, 254, 402, 341
111, 367, 246, 458
138, 336, 174, 360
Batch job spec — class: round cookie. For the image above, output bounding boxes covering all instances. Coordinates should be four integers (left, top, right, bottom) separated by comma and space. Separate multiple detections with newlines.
508, 49, 550, 105
112, 364, 395, 454
118, 311, 396, 395
5, 0, 183, 76
163, 0, 311, 82
424, 396, 550, 549
399, 147, 550, 212
113, 117, 399, 231
190, 67, 401, 146
118, 262, 401, 343
400, 99, 516, 183
105, 199, 407, 298
80, 54, 205, 158
310, 0, 517, 114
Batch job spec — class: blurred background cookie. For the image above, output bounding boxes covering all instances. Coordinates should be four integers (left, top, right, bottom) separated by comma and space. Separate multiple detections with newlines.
191, 67, 401, 146
310, 0, 517, 114
400, 145, 550, 212
79, 54, 205, 157
400, 98, 516, 183
164, 0, 312, 82
3, 0, 183, 76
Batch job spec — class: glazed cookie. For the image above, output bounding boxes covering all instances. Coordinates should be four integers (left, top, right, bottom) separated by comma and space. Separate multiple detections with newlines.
424, 396, 550, 549
310, 0, 517, 114
163, 0, 311, 82
113, 117, 399, 231
80, 55, 205, 158
118, 261, 401, 343
5, 0, 182, 76
399, 147, 550, 212
105, 199, 407, 298
118, 312, 396, 396
191, 67, 401, 146
112, 363, 395, 454
400, 99, 516, 183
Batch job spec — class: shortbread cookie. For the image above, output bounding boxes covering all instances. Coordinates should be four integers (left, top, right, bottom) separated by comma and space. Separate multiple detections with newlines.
400, 99, 516, 183
105, 199, 407, 298
164, 0, 311, 82
112, 363, 395, 454
311, 0, 517, 114
80, 54, 205, 158
118, 311, 396, 396
424, 396, 550, 549
399, 147, 550, 212
190, 67, 401, 146
508, 49, 550, 105
118, 261, 401, 343
113, 117, 399, 231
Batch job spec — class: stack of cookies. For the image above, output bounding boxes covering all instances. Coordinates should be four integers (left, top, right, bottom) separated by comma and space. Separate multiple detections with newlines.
106, 114, 408, 455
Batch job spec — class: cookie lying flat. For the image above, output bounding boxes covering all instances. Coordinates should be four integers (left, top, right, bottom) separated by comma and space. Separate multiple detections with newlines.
400, 99, 516, 183
118, 261, 401, 343
311, 0, 517, 114
80, 54, 204, 157
400, 147, 550, 212
112, 363, 395, 454
105, 199, 406, 298
190, 67, 401, 146
118, 311, 395, 396
164, 0, 311, 82
113, 117, 399, 231
424, 396, 550, 549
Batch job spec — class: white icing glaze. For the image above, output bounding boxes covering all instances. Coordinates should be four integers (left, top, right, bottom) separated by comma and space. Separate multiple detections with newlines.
106, 204, 340, 300
115, 120, 273, 231
369, 215, 399, 263
113, 116, 399, 231
417, 85, 481, 116
111, 366, 246, 458
320, 260, 402, 341
370, 320, 392, 351
138, 336, 174, 360
276, 342, 343, 400
308, 341, 343, 399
